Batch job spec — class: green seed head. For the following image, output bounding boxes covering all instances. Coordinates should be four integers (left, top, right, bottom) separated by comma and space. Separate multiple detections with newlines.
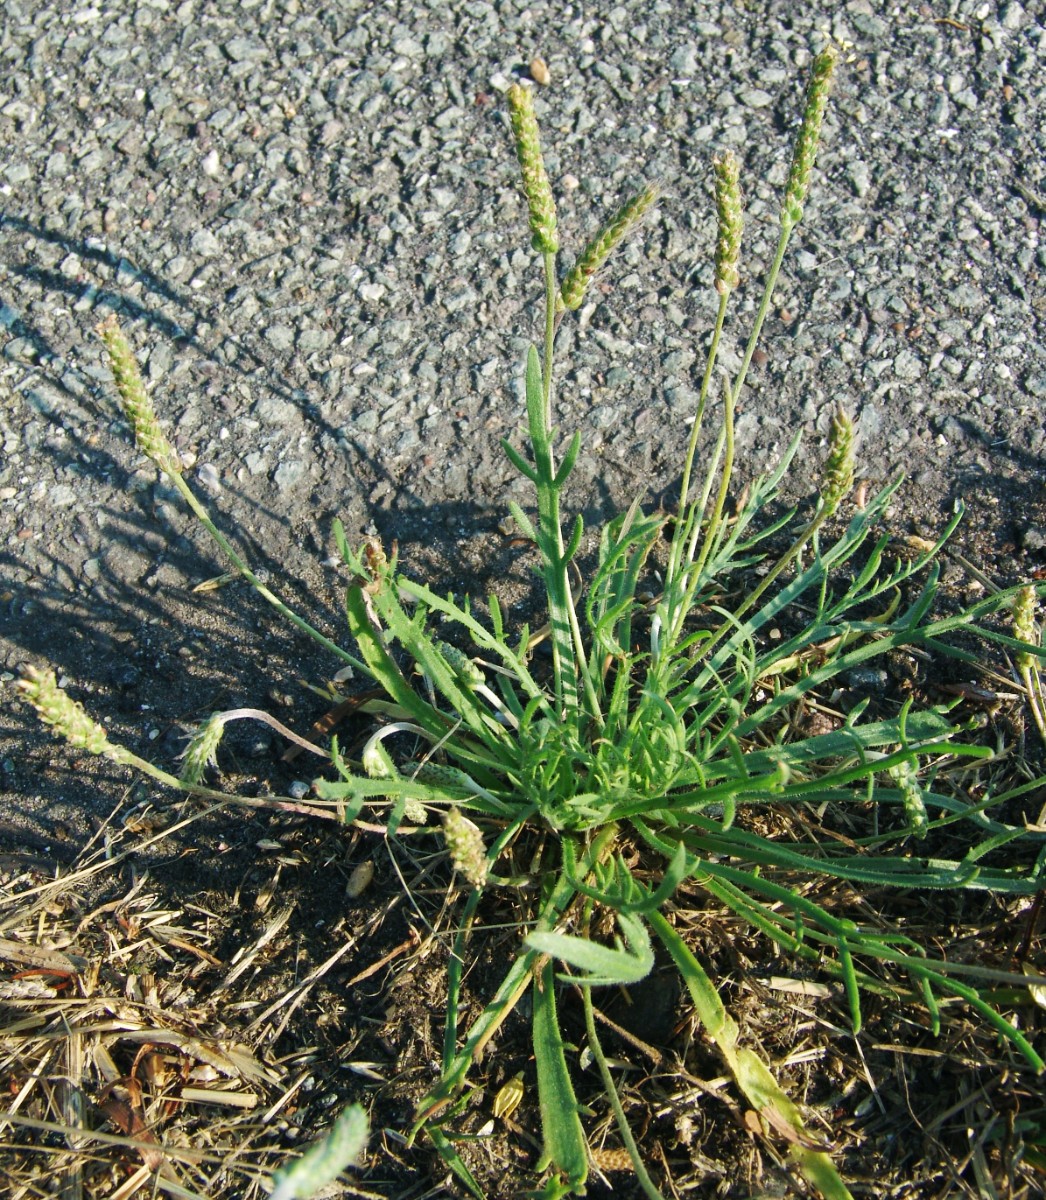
179, 713, 225, 785
821, 404, 855, 516
1014, 586, 1039, 671
443, 807, 488, 888
19, 666, 119, 759
96, 315, 183, 476
436, 640, 485, 689
888, 757, 928, 840
712, 151, 743, 296
558, 185, 659, 312
781, 45, 838, 231
414, 761, 472, 790
507, 82, 559, 254
362, 738, 397, 780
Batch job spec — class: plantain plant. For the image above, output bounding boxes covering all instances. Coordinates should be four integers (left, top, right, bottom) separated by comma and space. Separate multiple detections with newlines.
19, 46, 1046, 1200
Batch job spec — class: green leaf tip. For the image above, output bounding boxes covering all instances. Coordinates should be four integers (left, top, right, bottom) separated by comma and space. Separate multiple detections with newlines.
269, 1104, 368, 1200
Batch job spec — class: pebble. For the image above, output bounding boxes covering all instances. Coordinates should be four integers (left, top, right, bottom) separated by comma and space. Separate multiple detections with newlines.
224, 37, 266, 63
255, 396, 299, 424
196, 463, 222, 494
189, 230, 221, 257
274, 459, 306, 493
893, 350, 923, 382
265, 326, 296, 351
669, 45, 699, 75
530, 57, 550, 85
50, 485, 77, 507
739, 88, 773, 108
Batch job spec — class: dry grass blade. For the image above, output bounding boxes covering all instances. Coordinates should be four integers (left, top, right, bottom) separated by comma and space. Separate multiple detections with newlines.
0, 801, 399, 1198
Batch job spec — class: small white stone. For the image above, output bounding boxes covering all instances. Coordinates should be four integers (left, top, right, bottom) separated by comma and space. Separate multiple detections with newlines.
358, 282, 386, 302
196, 462, 221, 494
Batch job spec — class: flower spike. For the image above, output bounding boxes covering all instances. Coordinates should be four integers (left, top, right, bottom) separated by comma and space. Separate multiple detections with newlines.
507, 82, 559, 254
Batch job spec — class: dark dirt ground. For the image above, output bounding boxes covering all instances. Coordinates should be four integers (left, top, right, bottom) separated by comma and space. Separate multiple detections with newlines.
2, 450, 1045, 1199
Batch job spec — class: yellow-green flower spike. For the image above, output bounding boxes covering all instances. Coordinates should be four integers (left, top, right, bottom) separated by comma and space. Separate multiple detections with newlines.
558, 185, 659, 312
712, 151, 742, 296
1014, 586, 1038, 670
821, 405, 855, 516
781, 45, 838, 232
507, 82, 559, 254
179, 713, 226, 785
96, 315, 183, 476
19, 666, 125, 761
443, 807, 488, 887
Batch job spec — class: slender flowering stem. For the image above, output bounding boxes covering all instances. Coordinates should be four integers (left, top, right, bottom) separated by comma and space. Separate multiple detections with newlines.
96, 317, 366, 673
666, 151, 743, 607
734, 48, 836, 417
540, 247, 601, 726
662, 48, 840, 664
1014, 586, 1046, 744
543, 251, 557, 433
18, 667, 336, 818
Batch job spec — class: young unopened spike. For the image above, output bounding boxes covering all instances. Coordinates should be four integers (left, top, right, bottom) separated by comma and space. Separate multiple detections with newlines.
180, 713, 226, 785
97, 315, 183, 476
821, 404, 855, 516
19, 667, 127, 762
443, 807, 489, 887
1014, 586, 1038, 668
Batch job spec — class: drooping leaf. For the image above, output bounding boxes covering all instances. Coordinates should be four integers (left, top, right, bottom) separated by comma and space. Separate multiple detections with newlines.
532, 959, 588, 1193
526, 912, 653, 986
